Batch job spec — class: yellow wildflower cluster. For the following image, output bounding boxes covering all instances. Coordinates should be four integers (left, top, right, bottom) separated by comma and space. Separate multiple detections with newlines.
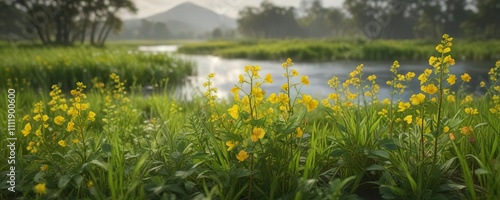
429, 34, 455, 73
324, 64, 381, 115
203, 73, 217, 107
487, 61, 500, 115
22, 81, 97, 155
219, 58, 317, 162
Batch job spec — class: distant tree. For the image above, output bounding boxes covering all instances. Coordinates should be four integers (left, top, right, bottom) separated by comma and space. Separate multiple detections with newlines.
3, 0, 136, 45
152, 22, 172, 40
140, 19, 153, 39
462, 0, 500, 39
238, 1, 303, 38
299, 0, 349, 38
212, 27, 223, 39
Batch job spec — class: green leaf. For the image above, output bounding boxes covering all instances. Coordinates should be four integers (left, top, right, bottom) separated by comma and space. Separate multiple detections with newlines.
475, 168, 489, 175
58, 175, 71, 189
90, 159, 109, 171
439, 182, 466, 191
365, 164, 386, 171
34, 172, 44, 182
368, 150, 389, 159
73, 174, 84, 187
102, 143, 111, 153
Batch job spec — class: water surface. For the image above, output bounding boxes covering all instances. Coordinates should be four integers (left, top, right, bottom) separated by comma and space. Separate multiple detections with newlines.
140, 45, 494, 101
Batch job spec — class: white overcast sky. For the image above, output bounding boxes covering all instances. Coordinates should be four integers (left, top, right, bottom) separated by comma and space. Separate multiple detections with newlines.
121, 0, 345, 19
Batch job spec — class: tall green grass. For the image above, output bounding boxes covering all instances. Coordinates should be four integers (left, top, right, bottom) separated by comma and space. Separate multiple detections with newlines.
0, 43, 195, 91
1, 35, 499, 200
178, 39, 500, 62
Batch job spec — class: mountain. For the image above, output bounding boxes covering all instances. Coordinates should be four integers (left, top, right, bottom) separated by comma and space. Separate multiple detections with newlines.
146, 2, 237, 33
112, 2, 237, 40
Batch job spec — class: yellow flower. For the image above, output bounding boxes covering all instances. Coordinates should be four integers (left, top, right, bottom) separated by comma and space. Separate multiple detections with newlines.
66, 121, 75, 132
328, 93, 339, 101
447, 95, 455, 102
87, 180, 94, 188
367, 75, 377, 81
58, 140, 66, 147
87, 111, 96, 122
208, 73, 215, 78
397, 102, 411, 112
291, 69, 299, 77
443, 126, 450, 133
236, 150, 249, 162
449, 133, 455, 141
72, 138, 79, 144
447, 75, 456, 85
268, 93, 279, 104
35, 129, 42, 137
300, 94, 318, 112
227, 104, 239, 119
418, 74, 427, 85
461, 73, 471, 82
429, 56, 437, 66
40, 164, 48, 172
34, 183, 47, 195
238, 74, 245, 83
464, 107, 478, 115
301, 76, 310, 85
225, 140, 239, 151
295, 127, 303, 138
382, 98, 391, 105
460, 126, 473, 136
281, 83, 289, 91
406, 72, 416, 80
409, 93, 426, 105
22, 123, 32, 137
23, 114, 30, 121
75, 103, 89, 111
251, 127, 265, 142
463, 95, 473, 104
42, 115, 49, 122
443, 55, 455, 65
264, 73, 273, 83
33, 114, 41, 121
403, 115, 412, 124
480, 81, 486, 88
421, 83, 438, 95
279, 93, 289, 104
54, 116, 65, 125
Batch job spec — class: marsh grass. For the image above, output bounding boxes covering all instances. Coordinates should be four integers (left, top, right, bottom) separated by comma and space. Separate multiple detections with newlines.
0, 44, 195, 91
178, 39, 500, 62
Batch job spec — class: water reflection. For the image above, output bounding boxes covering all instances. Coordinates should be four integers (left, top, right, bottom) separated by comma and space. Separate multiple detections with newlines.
138, 45, 494, 101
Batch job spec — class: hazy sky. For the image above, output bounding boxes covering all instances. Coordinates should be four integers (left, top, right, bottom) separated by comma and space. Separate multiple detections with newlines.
122, 0, 345, 19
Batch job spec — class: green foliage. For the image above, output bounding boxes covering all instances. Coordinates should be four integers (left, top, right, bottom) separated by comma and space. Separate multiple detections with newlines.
1, 34, 500, 200
178, 39, 500, 61
0, 44, 195, 91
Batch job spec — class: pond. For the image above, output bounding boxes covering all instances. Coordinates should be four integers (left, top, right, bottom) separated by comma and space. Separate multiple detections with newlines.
139, 45, 494, 101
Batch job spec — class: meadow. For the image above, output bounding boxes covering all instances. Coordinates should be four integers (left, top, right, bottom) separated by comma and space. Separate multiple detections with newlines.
178, 39, 500, 62
1, 34, 500, 200
0, 42, 195, 91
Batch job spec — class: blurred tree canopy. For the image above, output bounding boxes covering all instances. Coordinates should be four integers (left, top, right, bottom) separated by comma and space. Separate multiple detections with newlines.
0, 0, 137, 45
237, 0, 500, 40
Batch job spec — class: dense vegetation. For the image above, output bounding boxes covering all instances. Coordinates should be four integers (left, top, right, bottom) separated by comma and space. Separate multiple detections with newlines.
178, 39, 500, 61
1, 35, 499, 199
237, 0, 500, 40
0, 43, 195, 91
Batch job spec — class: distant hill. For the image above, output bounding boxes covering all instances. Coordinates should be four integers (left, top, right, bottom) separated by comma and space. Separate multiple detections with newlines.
111, 2, 237, 40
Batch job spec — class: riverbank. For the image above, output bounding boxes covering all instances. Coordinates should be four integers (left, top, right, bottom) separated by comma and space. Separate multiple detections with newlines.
177, 39, 500, 62
0, 43, 195, 91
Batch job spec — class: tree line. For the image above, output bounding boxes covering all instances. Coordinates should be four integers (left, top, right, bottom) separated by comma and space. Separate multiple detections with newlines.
0, 0, 136, 45
237, 0, 500, 39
